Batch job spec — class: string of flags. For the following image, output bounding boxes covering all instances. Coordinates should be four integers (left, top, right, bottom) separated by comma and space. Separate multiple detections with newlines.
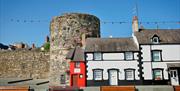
10, 19, 180, 25
101, 21, 180, 24
10, 19, 49, 23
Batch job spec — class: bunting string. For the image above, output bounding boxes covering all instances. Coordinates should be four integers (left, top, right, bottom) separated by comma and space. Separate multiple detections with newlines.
9, 19, 180, 25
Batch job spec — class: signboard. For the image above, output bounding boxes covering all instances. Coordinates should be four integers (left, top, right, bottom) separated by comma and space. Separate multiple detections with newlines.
74, 68, 80, 73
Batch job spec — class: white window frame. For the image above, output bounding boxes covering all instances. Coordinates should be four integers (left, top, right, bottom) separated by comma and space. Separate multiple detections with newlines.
94, 52, 102, 60
125, 52, 133, 60
152, 51, 161, 61
93, 69, 103, 80
153, 69, 163, 80
125, 69, 134, 80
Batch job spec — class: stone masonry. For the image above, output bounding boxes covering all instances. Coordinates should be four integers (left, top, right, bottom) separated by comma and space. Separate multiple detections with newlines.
0, 50, 49, 79
50, 13, 100, 85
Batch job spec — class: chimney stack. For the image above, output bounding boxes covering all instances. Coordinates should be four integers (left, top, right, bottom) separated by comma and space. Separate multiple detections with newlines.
81, 33, 86, 49
32, 43, 35, 49
132, 16, 139, 32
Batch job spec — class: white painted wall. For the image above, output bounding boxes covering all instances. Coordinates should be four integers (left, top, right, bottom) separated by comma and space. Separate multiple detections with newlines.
132, 34, 139, 48
86, 52, 139, 81
152, 62, 180, 79
86, 44, 180, 81
87, 60, 139, 80
86, 53, 93, 60
103, 53, 124, 60
141, 45, 180, 61
134, 52, 139, 60
143, 61, 180, 80
141, 45, 151, 61
142, 62, 153, 79
86, 52, 139, 61
141, 44, 180, 80
151, 45, 180, 61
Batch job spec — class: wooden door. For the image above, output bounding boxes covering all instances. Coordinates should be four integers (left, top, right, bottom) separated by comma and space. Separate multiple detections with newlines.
72, 75, 78, 87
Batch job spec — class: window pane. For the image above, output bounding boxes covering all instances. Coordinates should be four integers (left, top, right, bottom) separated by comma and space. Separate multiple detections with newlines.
153, 38, 158, 42
154, 70, 162, 80
94, 53, 101, 60
153, 39, 157, 42
152, 37, 159, 44
174, 71, 177, 77
170, 71, 173, 77
152, 51, 161, 61
126, 70, 134, 80
125, 52, 133, 60
94, 70, 102, 80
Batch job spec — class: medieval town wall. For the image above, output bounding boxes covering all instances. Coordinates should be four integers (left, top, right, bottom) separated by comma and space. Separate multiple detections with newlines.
0, 50, 50, 79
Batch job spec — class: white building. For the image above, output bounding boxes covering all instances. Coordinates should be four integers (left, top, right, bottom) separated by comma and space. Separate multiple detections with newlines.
84, 16, 180, 86
132, 16, 180, 85
134, 30, 180, 85
85, 38, 140, 86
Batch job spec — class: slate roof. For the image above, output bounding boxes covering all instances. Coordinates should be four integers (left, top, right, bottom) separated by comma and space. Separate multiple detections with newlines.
85, 38, 138, 52
134, 29, 180, 44
66, 46, 84, 61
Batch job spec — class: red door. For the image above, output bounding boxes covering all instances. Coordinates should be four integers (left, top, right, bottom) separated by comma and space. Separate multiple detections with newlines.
72, 75, 78, 87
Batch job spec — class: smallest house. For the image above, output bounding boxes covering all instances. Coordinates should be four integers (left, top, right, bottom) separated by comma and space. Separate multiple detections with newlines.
66, 46, 86, 88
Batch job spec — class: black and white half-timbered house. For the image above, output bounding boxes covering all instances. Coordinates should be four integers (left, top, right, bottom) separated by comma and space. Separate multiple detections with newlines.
84, 16, 180, 86
132, 16, 180, 85
85, 38, 140, 86
134, 29, 180, 85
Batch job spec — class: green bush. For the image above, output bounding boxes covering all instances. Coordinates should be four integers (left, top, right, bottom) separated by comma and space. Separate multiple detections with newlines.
44, 42, 50, 51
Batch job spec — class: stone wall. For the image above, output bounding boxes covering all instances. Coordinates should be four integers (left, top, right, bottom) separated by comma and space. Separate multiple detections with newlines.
0, 50, 50, 79
50, 13, 100, 85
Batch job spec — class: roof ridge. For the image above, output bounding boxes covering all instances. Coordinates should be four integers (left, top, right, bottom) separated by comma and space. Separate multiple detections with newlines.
135, 29, 180, 44
140, 29, 180, 31
86, 37, 133, 39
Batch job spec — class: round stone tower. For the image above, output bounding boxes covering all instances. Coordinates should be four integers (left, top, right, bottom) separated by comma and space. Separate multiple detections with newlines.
50, 13, 100, 85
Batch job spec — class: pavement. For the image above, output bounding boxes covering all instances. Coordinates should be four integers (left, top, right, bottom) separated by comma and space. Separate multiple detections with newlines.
0, 78, 49, 91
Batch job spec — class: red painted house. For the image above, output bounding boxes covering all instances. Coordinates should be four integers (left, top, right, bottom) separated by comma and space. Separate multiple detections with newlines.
66, 46, 86, 88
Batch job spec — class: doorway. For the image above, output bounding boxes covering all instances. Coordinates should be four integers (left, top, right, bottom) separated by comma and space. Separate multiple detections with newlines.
72, 75, 78, 87
109, 70, 118, 85
170, 70, 179, 85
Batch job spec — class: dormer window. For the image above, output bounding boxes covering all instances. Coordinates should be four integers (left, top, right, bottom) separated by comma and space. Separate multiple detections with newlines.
151, 35, 160, 44
152, 37, 159, 43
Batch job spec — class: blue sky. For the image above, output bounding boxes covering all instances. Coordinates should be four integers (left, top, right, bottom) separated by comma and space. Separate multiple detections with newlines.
0, 0, 180, 47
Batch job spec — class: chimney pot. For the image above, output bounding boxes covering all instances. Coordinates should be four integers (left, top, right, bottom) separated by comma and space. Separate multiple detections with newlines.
32, 43, 35, 49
